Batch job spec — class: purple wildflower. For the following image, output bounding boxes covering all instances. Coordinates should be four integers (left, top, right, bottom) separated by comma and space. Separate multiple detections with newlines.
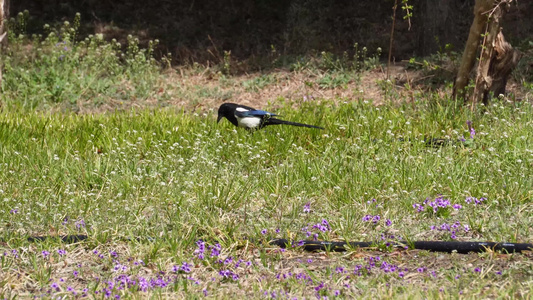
180, 262, 192, 273
51, 282, 60, 291
466, 197, 486, 205
57, 249, 67, 256
367, 198, 377, 204
372, 215, 381, 224
134, 259, 145, 266
428, 196, 451, 212
218, 269, 231, 277
314, 282, 325, 291
413, 203, 424, 212
209, 243, 222, 257
75, 219, 86, 230
303, 202, 311, 213
194, 240, 206, 260
224, 257, 233, 265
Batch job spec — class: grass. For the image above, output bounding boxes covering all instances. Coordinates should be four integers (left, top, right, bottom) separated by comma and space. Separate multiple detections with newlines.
2, 13, 169, 111
0, 16, 532, 299
0, 99, 532, 298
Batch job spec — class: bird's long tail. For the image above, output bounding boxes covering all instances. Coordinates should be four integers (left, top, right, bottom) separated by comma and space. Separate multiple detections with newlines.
266, 118, 324, 129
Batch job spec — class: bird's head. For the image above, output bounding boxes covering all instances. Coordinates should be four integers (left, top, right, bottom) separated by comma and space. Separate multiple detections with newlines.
217, 103, 253, 128
217, 103, 237, 123
217, 104, 228, 123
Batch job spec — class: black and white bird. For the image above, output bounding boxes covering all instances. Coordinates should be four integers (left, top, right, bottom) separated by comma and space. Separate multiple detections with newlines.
217, 103, 324, 131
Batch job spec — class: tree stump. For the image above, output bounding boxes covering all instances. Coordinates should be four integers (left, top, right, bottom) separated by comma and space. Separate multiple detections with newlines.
453, 0, 522, 108
475, 30, 522, 106
472, 1, 521, 107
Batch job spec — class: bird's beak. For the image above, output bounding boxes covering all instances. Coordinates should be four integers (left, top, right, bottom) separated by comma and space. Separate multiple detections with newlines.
217, 114, 223, 123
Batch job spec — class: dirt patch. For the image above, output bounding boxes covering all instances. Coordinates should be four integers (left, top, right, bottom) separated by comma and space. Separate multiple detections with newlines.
163, 65, 403, 112
47, 61, 531, 115
150, 62, 533, 114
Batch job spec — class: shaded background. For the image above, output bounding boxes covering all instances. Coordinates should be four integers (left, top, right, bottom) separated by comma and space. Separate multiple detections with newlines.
10, 0, 533, 65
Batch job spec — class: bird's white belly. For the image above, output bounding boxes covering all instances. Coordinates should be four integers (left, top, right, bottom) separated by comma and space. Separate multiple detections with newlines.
237, 116, 261, 129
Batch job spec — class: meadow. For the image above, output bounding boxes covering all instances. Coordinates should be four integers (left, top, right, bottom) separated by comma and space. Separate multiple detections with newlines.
0, 13, 532, 299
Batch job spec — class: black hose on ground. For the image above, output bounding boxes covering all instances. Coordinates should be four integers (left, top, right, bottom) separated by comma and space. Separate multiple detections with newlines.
269, 239, 533, 254
18, 235, 533, 254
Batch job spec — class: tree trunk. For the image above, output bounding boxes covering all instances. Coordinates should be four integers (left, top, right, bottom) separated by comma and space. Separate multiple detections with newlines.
0, 0, 9, 86
0, 0, 7, 46
452, 0, 494, 103
472, 2, 521, 106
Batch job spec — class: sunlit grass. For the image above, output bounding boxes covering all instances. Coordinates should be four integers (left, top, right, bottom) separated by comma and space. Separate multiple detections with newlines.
0, 12, 532, 298
0, 99, 532, 298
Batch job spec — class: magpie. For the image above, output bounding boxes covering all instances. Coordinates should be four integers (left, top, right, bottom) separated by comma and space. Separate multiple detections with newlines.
217, 103, 324, 131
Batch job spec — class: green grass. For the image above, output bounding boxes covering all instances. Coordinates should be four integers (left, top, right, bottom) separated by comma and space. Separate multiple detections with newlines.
0, 99, 532, 298
0, 16, 532, 298
1, 13, 169, 110
242, 74, 276, 92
